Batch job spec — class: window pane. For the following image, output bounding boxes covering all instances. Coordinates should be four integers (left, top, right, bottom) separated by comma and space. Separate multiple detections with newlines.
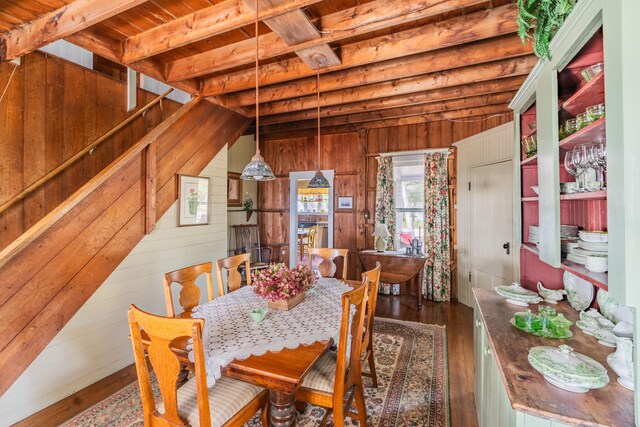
396, 212, 425, 248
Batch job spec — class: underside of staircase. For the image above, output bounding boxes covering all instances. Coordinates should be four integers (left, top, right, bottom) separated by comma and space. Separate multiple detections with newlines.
0, 96, 251, 396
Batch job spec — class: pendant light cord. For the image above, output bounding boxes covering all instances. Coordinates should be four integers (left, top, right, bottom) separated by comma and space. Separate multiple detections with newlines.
317, 66, 321, 171
255, 0, 260, 156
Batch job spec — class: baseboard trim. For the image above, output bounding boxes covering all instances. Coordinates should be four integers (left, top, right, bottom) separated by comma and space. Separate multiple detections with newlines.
12, 363, 138, 427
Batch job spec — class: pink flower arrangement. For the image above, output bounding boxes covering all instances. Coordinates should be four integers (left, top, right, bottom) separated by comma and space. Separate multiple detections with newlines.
252, 263, 317, 302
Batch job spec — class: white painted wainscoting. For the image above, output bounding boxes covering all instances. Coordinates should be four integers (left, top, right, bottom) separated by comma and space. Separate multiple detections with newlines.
454, 123, 518, 307
0, 149, 229, 425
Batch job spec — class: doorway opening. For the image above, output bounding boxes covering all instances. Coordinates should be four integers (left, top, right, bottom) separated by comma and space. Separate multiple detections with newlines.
289, 170, 334, 267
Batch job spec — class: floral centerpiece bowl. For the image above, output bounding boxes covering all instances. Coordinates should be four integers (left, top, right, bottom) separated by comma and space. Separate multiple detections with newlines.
252, 263, 317, 311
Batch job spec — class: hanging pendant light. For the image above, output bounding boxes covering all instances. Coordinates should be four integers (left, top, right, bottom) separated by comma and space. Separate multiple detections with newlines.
307, 54, 331, 189
241, 0, 275, 181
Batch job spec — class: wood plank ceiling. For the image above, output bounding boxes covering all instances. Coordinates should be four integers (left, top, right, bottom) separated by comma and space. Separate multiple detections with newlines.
0, 0, 534, 136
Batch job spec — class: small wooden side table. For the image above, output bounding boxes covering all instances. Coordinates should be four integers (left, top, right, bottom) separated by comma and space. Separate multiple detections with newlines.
357, 250, 428, 310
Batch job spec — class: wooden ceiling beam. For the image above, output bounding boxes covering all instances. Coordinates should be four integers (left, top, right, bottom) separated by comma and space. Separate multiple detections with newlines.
65, 30, 200, 95
258, 105, 513, 139
245, 0, 341, 69
257, 92, 516, 133
203, 4, 521, 97
0, 0, 147, 61
164, 0, 487, 82
222, 32, 529, 107
259, 76, 526, 125
121, 0, 322, 64
244, 56, 537, 116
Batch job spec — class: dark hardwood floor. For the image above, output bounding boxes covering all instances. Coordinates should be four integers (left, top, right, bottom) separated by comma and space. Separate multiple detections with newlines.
376, 294, 478, 427
16, 294, 478, 427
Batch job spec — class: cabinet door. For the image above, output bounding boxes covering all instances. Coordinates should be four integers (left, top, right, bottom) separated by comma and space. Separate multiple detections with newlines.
473, 309, 484, 424
535, 68, 561, 267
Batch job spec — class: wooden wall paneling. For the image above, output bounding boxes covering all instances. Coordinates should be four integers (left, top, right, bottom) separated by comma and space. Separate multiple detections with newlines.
22, 54, 46, 231
62, 63, 86, 201
1, 60, 24, 248
44, 56, 65, 213
82, 70, 99, 180
95, 73, 116, 173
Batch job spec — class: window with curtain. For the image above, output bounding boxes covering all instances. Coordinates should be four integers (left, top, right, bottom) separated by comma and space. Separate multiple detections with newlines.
393, 155, 425, 249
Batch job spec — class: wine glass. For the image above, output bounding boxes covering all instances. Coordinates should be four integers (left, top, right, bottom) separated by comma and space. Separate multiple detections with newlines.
593, 139, 607, 187
574, 145, 591, 192
564, 150, 578, 188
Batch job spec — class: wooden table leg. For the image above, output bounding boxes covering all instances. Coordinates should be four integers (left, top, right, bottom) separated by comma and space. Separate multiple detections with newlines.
417, 269, 423, 310
269, 389, 297, 427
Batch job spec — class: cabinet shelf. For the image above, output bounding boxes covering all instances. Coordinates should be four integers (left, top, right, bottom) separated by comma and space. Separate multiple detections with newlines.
559, 190, 607, 201
558, 117, 606, 151
561, 260, 608, 291
521, 242, 539, 255
520, 154, 538, 166
521, 197, 539, 202
560, 72, 605, 116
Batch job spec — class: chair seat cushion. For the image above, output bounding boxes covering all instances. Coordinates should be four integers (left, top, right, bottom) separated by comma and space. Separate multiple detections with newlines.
158, 376, 263, 427
300, 350, 337, 393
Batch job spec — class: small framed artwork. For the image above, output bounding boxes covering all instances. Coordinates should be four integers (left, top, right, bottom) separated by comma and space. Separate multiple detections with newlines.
178, 174, 210, 226
337, 196, 353, 210
227, 172, 242, 207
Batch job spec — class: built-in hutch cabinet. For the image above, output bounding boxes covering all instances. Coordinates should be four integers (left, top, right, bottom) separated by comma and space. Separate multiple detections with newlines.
475, 0, 640, 425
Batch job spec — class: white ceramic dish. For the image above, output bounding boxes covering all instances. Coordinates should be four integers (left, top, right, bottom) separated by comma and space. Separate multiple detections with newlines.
585, 257, 608, 273
563, 271, 594, 312
597, 289, 621, 322
579, 230, 608, 243
537, 282, 566, 304
496, 283, 542, 306
612, 321, 634, 339
612, 306, 634, 325
528, 345, 609, 393
593, 328, 617, 347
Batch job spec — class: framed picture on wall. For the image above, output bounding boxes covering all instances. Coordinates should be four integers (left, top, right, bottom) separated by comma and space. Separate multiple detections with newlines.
178, 174, 210, 226
227, 172, 242, 207
337, 196, 353, 210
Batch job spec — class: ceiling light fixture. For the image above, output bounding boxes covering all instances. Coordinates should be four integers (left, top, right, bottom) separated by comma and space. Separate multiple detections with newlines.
307, 54, 331, 189
241, 0, 275, 181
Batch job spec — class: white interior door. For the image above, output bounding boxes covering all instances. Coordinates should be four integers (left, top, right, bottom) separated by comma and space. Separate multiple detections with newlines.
470, 160, 515, 291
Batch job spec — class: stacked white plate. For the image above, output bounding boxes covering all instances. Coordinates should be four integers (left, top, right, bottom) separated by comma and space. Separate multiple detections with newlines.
529, 225, 540, 244
560, 225, 579, 239
561, 239, 579, 253
572, 231, 608, 272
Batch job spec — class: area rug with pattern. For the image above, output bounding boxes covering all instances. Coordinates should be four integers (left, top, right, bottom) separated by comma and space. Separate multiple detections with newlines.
62, 318, 449, 427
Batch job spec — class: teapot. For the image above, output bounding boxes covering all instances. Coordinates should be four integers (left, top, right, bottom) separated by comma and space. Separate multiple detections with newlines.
537, 281, 567, 304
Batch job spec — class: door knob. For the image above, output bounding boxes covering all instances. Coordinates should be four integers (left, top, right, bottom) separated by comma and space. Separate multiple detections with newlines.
503, 242, 510, 255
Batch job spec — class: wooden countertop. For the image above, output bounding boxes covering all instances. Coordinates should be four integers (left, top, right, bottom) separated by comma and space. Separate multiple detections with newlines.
473, 288, 634, 427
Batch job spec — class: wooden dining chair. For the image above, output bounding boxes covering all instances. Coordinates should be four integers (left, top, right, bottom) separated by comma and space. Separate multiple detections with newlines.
361, 262, 382, 388
216, 253, 251, 296
128, 305, 269, 427
295, 276, 371, 427
307, 247, 349, 280
163, 262, 214, 317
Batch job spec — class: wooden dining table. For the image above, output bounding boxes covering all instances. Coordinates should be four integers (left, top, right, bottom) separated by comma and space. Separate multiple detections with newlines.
165, 278, 361, 427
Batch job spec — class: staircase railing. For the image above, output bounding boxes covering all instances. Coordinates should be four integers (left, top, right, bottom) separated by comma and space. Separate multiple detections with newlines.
0, 88, 174, 217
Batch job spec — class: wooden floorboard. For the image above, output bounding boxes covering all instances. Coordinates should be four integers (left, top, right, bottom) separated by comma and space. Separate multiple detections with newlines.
14, 295, 478, 427
376, 294, 479, 427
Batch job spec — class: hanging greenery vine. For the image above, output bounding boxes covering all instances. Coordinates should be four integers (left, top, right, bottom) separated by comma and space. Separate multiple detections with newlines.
517, 0, 576, 60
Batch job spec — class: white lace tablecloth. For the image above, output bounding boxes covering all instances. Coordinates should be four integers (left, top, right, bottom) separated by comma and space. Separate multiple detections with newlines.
191, 277, 352, 386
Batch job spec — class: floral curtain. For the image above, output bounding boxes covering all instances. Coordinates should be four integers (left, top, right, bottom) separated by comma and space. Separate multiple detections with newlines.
375, 156, 396, 250
423, 152, 451, 302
